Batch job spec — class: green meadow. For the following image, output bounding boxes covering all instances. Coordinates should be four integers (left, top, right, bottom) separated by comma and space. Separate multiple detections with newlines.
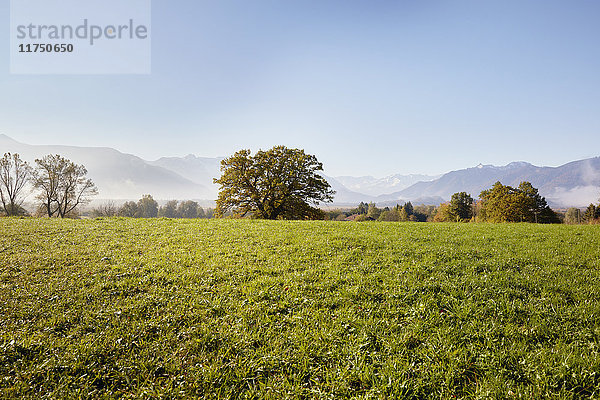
1, 218, 600, 399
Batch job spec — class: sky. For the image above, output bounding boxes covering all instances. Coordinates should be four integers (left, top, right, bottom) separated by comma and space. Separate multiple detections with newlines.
1, 0, 599, 177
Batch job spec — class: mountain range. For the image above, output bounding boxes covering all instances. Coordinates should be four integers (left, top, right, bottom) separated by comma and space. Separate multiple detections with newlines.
1, 134, 599, 207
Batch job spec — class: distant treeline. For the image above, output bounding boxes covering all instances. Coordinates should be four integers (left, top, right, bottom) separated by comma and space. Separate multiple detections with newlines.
90, 196, 214, 219
326, 182, 600, 224
2, 152, 599, 223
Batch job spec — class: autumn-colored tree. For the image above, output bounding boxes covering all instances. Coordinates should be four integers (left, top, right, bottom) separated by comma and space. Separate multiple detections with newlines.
433, 203, 453, 222
479, 181, 558, 223
564, 208, 582, 224
398, 206, 409, 222
214, 146, 334, 220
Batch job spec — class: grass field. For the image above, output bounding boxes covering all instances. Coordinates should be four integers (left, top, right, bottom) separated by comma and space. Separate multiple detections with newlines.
1, 218, 600, 399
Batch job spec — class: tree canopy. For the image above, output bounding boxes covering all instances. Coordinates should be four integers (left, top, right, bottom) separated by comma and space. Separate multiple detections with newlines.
0, 153, 31, 216
33, 154, 98, 218
583, 203, 600, 223
136, 194, 158, 218
214, 146, 335, 220
479, 181, 559, 223
449, 192, 474, 221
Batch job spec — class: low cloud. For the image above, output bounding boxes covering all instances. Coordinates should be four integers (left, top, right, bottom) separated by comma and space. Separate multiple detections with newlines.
547, 186, 600, 208
581, 159, 600, 186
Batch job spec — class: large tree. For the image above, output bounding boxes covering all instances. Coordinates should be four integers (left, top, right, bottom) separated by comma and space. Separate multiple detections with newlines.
214, 146, 334, 220
479, 181, 559, 223
0, 153, 31, 216
33, 154, 98, 218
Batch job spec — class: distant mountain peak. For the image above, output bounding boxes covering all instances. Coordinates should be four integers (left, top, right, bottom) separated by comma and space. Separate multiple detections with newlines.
2, 134, 598, 207
473, 161, 533, 171
506, 161, 532, 168
0, 133, 18, 143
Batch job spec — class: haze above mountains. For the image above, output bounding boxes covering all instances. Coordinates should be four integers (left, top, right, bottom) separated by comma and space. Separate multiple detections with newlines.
1, 134, 599, 208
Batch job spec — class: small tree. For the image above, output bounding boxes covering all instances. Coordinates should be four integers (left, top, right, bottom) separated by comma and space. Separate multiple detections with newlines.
479, 181, 558, 223
177, 200, 202, 218
366, 202, 381, 220
449, 192, 474, 222
91, 201, 118, 217
0, 153, 31, 216
357, 202, 369, 215
398, 206, 409, 222
583, 204, 598, 223
118, 201, 138, 217
564, 208, 581, 225
433, 203, 453, 222
403, 201, 414, 217
136, 195, 158, 218
159, 200, 179, 218
33, 154, 98, 218
378, 209, 399, 221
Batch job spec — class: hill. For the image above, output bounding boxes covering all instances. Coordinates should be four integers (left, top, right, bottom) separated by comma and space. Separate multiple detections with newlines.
0, 134, 209, 200
382, 160, 600, 207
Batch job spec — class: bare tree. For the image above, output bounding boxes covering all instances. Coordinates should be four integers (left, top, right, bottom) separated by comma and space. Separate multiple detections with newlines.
91, 201, 118, 217
33, 154, 98, 218
0, 153, 31, 216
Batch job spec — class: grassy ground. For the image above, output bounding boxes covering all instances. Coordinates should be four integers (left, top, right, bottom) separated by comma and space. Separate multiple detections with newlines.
1, 218, 600, 399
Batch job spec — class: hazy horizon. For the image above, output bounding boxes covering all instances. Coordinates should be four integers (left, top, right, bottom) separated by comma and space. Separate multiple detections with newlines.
2, 132, 597, 179
2, 132, 598, 208
2, 1, 600, 177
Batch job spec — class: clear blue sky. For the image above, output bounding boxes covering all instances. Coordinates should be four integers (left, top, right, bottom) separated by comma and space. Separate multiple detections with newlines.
1, 1, 599, 176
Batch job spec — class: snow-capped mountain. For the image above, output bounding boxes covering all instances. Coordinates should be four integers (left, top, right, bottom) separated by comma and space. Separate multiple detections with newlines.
333, 174, 440, 197
382, 160, 600, 207
1, 134, 598, 207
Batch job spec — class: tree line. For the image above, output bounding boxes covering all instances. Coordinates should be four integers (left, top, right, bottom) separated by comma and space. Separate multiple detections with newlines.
3, 149, 599, 223
91, 196, 213, 219
326, 182, 599, 224
211, 146, 596, 224
563, 204, 600, 225
0, 153, 213, 219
